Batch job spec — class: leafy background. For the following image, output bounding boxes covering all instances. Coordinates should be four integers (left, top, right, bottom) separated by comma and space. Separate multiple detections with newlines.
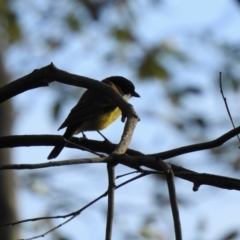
1, 0, 240, 239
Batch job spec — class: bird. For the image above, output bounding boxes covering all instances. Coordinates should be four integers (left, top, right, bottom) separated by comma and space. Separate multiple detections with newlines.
47, 76, 140, 159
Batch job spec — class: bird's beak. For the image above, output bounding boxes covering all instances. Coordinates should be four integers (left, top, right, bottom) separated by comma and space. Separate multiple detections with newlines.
132, 91, 140, 98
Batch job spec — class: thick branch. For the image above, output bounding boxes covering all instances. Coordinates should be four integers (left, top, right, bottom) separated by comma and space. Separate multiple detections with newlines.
1, 124, 240, 159
0, 63, 126, 109
0, 63, 139, 156
0, 63, 137, 118
1, 154, 240, 191
113, 155, 240, 191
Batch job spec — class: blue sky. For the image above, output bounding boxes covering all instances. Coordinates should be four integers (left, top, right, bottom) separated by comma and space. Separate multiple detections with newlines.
6, 1, 240, 239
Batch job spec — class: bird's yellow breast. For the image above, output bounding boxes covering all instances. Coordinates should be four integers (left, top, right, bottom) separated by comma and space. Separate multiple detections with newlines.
96, 107, 122, 130
75, 107, 122, 133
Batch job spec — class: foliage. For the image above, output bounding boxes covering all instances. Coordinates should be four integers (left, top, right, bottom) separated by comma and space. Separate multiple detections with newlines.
1, 1, 240, 239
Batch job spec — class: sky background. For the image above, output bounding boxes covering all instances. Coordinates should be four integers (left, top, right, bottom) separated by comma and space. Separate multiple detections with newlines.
4, 1, 240, 239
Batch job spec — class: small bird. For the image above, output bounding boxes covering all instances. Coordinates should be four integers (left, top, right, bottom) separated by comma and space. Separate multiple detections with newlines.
47, 76, 140, 159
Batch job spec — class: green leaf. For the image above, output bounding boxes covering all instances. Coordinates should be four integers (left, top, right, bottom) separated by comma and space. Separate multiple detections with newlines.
112, 27, 135, 43
65, 14, 81, 31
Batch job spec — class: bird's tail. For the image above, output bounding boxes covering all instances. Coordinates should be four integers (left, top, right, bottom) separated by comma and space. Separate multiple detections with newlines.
47, 144, 65, 160
47, 129, 73, 160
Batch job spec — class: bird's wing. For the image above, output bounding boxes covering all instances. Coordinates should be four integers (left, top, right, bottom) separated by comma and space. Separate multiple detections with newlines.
58, 90, 117, 130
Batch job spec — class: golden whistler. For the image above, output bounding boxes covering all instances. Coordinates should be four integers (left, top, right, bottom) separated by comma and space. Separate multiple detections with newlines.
48, 76, 140, 159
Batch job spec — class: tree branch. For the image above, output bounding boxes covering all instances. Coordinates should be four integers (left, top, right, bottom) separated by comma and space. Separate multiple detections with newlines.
1, 172, 149, 240
1, 125, 240, 160
0, 63, 139, 159
113, 155, 240, 191
0, 157, 106, 170
219, 72, 240, 143
150, 126, 240, 159
164, 164, 182, 240
2, 154, 240, 191
105, 160, 115, 240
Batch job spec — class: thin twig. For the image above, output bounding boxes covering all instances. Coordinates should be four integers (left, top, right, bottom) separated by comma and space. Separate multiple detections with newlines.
97, 130, 111, 143
18, 215, 76, 240
1, 191, 106, 227
116, 172, 150, 188
116, 170, 139, 179
65, 138, 106, 157
2, 172, 150, 240
0, 157, 106, 170
219, 72, 240, 143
